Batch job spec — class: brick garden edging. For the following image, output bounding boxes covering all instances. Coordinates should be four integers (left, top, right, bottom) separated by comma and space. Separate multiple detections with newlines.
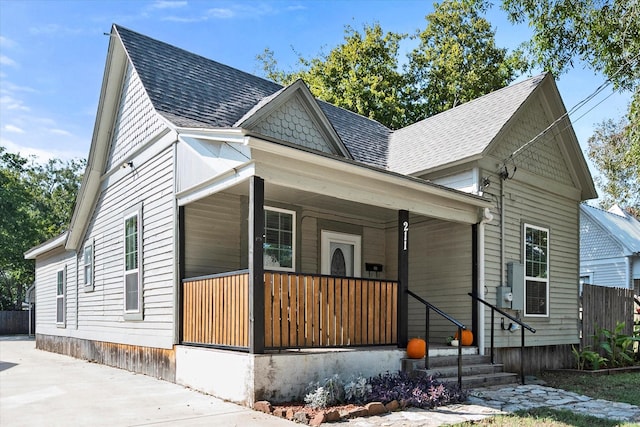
254, 399, 401, 425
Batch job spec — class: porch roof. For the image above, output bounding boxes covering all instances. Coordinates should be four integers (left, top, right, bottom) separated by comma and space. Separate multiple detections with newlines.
175, 129, 491, 225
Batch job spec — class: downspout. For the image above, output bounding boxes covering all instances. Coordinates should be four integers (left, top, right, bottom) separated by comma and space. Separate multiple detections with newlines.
478, 207, 493, 355
625, 256, 631, 290
500, 177, 506, 287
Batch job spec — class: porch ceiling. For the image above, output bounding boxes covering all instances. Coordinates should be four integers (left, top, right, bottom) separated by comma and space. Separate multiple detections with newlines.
226, 180, 398, 223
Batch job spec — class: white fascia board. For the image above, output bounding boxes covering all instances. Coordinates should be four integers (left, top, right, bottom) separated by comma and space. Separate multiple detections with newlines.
175, 127, 249, 145
66, 35, 127, 251
248, 136, 491, 210
25, 232, 68, 259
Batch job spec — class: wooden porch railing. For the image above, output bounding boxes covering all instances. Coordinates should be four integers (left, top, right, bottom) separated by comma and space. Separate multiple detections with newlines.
181, 270, 398, 350
182, 270, 249, 348
265, 272, 398, 349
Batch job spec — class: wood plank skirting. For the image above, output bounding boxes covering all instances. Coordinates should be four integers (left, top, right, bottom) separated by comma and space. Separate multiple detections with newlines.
36, 334, 176, 381
181, 271, 398, 350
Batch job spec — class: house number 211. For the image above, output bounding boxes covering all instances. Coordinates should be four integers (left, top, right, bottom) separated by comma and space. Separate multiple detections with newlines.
403, 221, 408, 251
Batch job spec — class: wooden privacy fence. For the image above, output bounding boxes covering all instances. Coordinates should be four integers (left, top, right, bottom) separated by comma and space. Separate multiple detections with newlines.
182, 270, 398, 350
182, 271, 249, 348
581, 284, 635, 350
264, 272, 398, 349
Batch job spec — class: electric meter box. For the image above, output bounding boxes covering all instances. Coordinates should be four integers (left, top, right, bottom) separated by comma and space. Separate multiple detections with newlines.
507, 261, 524, 311
497, 286, 513, 309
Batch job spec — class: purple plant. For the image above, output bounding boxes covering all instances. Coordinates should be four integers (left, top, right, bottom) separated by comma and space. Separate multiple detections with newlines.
366, 371, 467, 409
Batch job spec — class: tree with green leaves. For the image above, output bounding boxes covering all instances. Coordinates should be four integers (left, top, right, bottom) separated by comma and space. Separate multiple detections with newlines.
501, 0, 639, 211
258, 0, 526, 128
587, 118, 639, 216
0, 147, 84, 310
259, 23, 410, 129
407, 0, 525, 120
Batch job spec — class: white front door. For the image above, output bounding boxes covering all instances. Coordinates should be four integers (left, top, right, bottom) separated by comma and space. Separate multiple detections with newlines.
321, 231, 361, 277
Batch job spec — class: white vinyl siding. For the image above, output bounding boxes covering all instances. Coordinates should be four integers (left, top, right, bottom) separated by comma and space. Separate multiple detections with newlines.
264, 207, 295, 271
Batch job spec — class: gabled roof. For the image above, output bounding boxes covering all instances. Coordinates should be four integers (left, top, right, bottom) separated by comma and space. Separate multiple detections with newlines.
581, 204, 640, 255
388, 74, 547, 175
114, 25, 390, 168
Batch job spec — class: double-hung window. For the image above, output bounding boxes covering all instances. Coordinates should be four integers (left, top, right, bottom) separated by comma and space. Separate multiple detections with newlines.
524, 223, 549, 316
264, 207, 295, 271
83, 240, 93, 291
124, 205, 142, 319
56, 268, 66, 326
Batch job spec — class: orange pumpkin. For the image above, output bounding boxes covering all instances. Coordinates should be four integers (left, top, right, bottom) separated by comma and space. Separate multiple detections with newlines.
454, 330, 473, 346
406, 338, 426, 359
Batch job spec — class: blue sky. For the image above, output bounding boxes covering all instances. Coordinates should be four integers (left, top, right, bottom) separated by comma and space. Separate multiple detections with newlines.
0, 0, 632, 169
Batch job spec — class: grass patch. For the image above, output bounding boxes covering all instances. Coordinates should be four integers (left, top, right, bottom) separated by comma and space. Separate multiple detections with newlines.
539, 371, 640, 406
454, 407, 636, 426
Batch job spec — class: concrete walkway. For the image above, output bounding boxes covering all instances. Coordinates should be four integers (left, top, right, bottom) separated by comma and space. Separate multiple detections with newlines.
2, 337, 639, 426
0, 337, 295, 427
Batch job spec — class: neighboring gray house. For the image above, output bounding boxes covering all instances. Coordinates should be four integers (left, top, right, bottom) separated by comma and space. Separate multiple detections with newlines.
580, 204, 640, 294
25, 24, 596, 405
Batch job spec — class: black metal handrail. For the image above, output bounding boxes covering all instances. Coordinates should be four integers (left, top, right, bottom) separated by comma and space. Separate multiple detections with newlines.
407, 289, 466, 389
468, 293, 536, 384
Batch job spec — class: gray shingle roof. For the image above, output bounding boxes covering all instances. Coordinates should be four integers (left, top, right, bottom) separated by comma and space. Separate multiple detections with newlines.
388, 74, 547, 175
114, 25, 390, 169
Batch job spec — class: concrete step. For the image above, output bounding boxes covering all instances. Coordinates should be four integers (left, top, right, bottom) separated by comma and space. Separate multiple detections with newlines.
402, 353, 490, 373
434, 372, 519, 388
420, 362, 505, 378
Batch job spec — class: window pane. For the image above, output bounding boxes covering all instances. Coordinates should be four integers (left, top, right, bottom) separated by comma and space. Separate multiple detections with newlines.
263, 209, 294, 270
526, 280, 547, 315
57, 271, 64, 296
57, 297, 64, 323
125, 272, 138, 311
525, 227, 547, 279
125, 216, 138, 271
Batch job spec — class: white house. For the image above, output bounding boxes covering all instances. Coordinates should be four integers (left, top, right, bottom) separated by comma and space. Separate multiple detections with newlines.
580, 204, 640, 293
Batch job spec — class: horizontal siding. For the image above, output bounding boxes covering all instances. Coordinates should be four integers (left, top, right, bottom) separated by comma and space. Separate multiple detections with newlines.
34, 248, 77, 336
408, 219, 473, 343
431, 170, 476, 193
73, 146, 175, 348
582, 260, 628, 288
184, 193, 242, 278
481, 170, 581, 348
300, 216, 318, 273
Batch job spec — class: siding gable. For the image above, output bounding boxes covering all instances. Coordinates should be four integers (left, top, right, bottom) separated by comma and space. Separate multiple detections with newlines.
580, 210, 625, 260
252, 96, 336, 154
106, 62, 165, 171
237, 79, 351, 158
490, 98, 573, 185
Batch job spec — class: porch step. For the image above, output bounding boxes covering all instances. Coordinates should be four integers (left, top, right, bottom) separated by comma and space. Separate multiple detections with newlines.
401, 351, 519, 388
434, 372, 519, 388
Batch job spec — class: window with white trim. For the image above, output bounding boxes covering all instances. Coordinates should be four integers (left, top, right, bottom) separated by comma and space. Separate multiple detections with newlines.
124, 206, 142, 318
56, 268, 65, 325
264, 207, 295, 271
524, 223, 549, 316
83, 240, 93, 291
